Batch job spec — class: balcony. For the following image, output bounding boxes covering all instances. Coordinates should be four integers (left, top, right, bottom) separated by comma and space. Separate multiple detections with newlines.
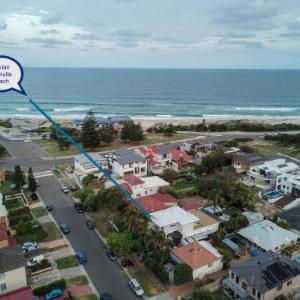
223, 277, 248, 299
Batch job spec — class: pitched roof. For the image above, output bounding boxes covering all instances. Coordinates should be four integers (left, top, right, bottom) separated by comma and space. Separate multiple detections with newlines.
75, 152, 107, 164
124, 174, 144, 185
0, 245, 25, 273
148, 158, 160, 166
142, 176, 169, 189
0, 286, 34, 300
279, 207, 300, 231
237, 219, 299, 251
171, 149, 192, 163
183, 201, 203, 211
150, 206, 199, 227
171, 241, 220, 270
151, 193, 177, 204
120, 183, 133, 195
137, 196, 168, 213
114, 149, 146, 165
231, 250, 300, 293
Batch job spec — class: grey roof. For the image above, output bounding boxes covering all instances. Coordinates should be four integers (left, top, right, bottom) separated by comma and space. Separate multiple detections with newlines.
279, 207, 300, 231
231, 251, 300, 293
114, 149, 145, 165
0, 245, 26, 273
157, 145, 170, 155
75, 153, 107, 164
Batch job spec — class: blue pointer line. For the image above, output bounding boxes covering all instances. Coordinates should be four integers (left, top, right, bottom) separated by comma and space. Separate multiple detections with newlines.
29, 99, 150, 218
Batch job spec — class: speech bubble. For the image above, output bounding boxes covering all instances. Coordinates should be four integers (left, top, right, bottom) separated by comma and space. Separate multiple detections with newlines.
0, 55, 27, 96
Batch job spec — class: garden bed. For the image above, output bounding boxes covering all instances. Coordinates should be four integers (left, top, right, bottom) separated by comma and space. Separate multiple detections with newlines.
5, 195, 26, 211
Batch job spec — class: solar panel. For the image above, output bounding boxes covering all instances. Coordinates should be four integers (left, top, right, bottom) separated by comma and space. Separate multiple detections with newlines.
267, 263, 290, 282
263, 269, 278, 286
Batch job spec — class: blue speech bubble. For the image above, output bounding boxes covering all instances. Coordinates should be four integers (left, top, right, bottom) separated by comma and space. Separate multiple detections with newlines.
0, 55, 27, 96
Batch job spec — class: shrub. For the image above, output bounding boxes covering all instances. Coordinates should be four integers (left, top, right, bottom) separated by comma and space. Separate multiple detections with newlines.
16, 220, 33, 236
174, 264, 193, 285
219, 248, 233, 268
33, 279, 66, 296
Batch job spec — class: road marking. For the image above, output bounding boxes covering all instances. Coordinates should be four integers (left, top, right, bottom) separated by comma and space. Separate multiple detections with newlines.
34, 170, 53, 178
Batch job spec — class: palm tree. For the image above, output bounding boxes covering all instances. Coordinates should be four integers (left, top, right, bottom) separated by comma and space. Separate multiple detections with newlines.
124, 207, 147, 235
208, 188, 224, 214
145, 229, 168, 252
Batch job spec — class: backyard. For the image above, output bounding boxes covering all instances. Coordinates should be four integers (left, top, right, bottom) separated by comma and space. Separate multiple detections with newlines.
5, 195, 26, 211
34, 132, 201, 157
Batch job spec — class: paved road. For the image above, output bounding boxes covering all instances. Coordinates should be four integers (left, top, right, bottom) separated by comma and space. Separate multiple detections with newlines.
37, 175, 138, 300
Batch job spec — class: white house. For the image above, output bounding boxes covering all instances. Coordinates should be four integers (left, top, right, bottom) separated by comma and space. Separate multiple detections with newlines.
119, 175, 169, 198
73, 153, 108, 186
134, 145, 173, 175
0, 245, 27, 294
237, 219, 299, 253
248, 158, 299, 186
170, 241, 223, 279
110, 149, 147, 177
276, 169, 300, 197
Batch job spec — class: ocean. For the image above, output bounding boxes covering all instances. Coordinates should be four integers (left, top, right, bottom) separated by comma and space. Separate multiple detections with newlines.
1, 68, 300, 120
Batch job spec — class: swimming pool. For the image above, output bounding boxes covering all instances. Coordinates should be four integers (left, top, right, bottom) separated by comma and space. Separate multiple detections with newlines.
295, 256, 300, 263
263, 190, 284, 200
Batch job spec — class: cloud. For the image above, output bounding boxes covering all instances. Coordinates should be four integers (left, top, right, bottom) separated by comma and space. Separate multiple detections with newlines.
213, 1, 277, 30
39, 29, 59, 34
280, 32, 300, 38
112, 29, 151, 39
0, 21, 7, 30
40, 14, 63, 25
73, 32, 101, 41
219, 39, 265, 49
115, 41, 139, 48
287, 21, 300, 30
25, 37, 73, 47
220, 31, 256, 39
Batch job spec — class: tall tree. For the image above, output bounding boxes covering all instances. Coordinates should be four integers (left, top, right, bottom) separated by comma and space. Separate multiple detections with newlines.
27, 167, 37, 192
14, 165, 25, 190
99, 125, 116, 144
121, 121, 144, 142
81, 111, 100, 148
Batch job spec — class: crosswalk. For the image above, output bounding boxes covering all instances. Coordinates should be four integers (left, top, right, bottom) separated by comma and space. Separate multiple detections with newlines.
34, 170, 53, 178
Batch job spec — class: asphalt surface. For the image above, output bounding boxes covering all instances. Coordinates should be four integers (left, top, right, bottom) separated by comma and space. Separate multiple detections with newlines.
37, 175, 138, 300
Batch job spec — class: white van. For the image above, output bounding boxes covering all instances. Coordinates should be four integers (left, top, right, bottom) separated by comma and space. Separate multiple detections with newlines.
27, 255, 45, 267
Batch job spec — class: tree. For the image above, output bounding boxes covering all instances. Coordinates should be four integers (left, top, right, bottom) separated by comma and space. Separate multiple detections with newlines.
0, 144, 7, 158
82, 174, 95, 187
56, 135, 70, 150
16, 220, 33, 236
174, 264, 193, 285
107, 231, 134, 257
219, 248, 233, 268
14, 165, 25, 190
229, 182, 258, 209
124, 207, 148, 236
277, 218, 290, 229
81, 111, 100, 148
192, 288, 216, 300
121, 121, 144, 142
208, 188, 224, 213
145, 229, 168, 252
93, 187, 125, 209
73, 187, 96, 211
99, 125, 116, 144
28, 167, 37, 192
162, 169, 178, 182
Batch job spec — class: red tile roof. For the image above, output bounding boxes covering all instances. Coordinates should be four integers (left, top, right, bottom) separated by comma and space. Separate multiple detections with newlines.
120, 183, 133, 195
137, 196, 167, 213
171, 149, 192, 163
171, 242, 219, 270
123, 175, 144, 186
183, 201, 203, 211
0, 287, 34, 300
148, 158, 160, 166
151, 193, 177, 204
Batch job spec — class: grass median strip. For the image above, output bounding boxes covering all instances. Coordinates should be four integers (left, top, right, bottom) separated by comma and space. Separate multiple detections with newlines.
66, 275, 89, 287
56, 255, 79, 269
32, 206, 48, 218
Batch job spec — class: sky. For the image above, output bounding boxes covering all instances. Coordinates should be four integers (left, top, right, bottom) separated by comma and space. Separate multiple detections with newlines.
1, 0, 300, 68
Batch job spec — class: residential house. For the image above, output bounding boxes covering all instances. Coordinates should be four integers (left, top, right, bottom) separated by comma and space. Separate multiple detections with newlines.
242, 211, 264, 225
248, 158, 299, 186
232, 153, 267, 174
170, 241, 223, 280
170, 149, 192, 172
276, 169, 300, 197
134, 145, 173, 175
135, 193, 177, 213
110, 149, 147, 177
237, 219, 299, 253
0, 245, 27, 295
223, 250, 300, 300
73, 153, 108, 186
150, 206, 219, 238
180, 141, 214, 154
119, 175, 170, 198
278, 207, 300, 235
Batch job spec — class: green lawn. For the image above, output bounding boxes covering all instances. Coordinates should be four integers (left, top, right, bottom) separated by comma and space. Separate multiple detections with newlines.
34, 132, 200, 157
5, 196, 25, 211
0, 181, 11, 193
128, 264, 165, 297
173, 181, 198, 191
41, 222, 62, 241
56, 256, 79, 269
32, 207, 48, 218
66, 276, 89, 288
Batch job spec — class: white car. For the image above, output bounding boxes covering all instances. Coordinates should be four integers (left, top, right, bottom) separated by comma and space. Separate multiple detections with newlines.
61, 186, 69, 193
129, 279, 144, 297
27, 255, 44, 267
23, 245, 39, 254
22, 241, 38, 251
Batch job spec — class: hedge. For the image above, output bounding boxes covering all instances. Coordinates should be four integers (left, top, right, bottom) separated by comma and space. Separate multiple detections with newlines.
174, 264, 193, 285
32, 279, 66, 296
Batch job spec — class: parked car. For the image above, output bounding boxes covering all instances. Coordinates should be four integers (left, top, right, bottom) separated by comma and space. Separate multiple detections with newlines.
44, 288, 63, 300
121, 258, 134, 267
22, 241, 38, 251
75, 251, 87, 264
129, 279, 144, 297
27, 254, 45, 267
23, 245, 39, 254
105, 248, 117, 261
100, 292, 113, 300
74, 201, 83, 213
86, 219, 94, 230
59, 224, 70, 234
61, 186, 69, 193
46, 204, 54, 211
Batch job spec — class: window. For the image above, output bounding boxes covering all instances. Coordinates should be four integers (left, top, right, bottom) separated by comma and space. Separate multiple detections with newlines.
231, 272, 234, 279
241, 282, 248, 290
287, 280, 292, 286
0, 283, 6, 292
257, 292, 260, 299
235, 276, 239, 284
252, 288, 256, 296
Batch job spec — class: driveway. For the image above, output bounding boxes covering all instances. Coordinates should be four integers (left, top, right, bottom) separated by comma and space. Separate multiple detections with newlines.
37, 175, 139, 300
